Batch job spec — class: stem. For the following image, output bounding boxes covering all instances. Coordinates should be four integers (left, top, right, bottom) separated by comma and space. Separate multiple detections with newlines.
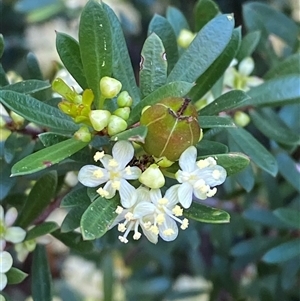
98, 95, 106, 109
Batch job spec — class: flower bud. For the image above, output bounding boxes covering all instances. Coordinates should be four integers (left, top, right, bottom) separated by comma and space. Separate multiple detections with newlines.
234, 111, 250, 127
100, 76, 122, 99
139, 164, 165, 189
10, 111, 25, 128
154, 156, 174, 168
177, 29, 196, 48
113, 107, 130, 121
107, 115, 127, 136
74, 126, 92, 142
117, 91, 133, 107
89, 110, 111, 131
140, 97, 200, 161
52, 78, 79, 103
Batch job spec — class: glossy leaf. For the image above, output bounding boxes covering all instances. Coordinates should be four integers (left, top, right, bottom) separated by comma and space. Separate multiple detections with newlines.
148, 15, 178, 73
184, 203, 230, 223
0, 34, 4, 58
11, 138, 88, 176
167, 14, 234, 83
0, 161, 17, 200
189, 28, 241, 102
226, 127, 278, 176
200, 90, 250, 115
32, 245, 53, 301
236, 31, 261, 62
233, 164, 255, 192
61, 187, 90, 208
6, 267, 28, 285
246, 75, 300, 107
56, 32, 88, 89
103, 3, 140, 105
0, 90, 79, 133
249, 108, 300, 145
61, 206, 88, 233
194, 0, 220, 31
128, 81, 194, 126
199, 116, 236, 128
262, 239, 300, 263
16, 172, 57, 228
166, 6, 190, 37
79, 0, 112, 104
196, 139, 228, 156
51, 230, 94, 253
111, 125, 148, 144
0, 80, 51, 94
27, 52, 43, 80
264, 53, 300, 79
25, 222, 59, 241
273, 208, 300, 229
80, 195, 119, 240
140, 33, 167, 98
0, 64, 9, 86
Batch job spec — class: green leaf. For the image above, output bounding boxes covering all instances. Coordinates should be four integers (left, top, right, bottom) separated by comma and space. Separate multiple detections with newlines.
27, 52, 43, 80
61, 187, 91, 208
199, 116, 236, 128
262, 239, 300, 263
189, 28, 241, 102
111, 126, 148, 144
276, 152, 300, 193
0, 161, 17, 200
16, 172, 57, 228
140, 33, 167, 98
61, 206, 88, 233
11, 138, 88, 176
128, 81, 194, 126
80, 195, 119, 240
246, 75, 300, 107
0, 90, 79, 133
184, 202, 230, 223
243, 2, 299, 49
0, 64, 9, 87
196, 140, 228, 156
166, 6, 190, 37
103, 4, 140, 105
273, 208, 300, 229
264, 53, 300, 79
233, 165, 255, 192
194, 0, 220, 31
32, 245, 53, 301
236, 31, 261, 62
167, 14, 234, 83
200, 90, 250, 116
249, 108, 300, 145
148, 15, 178, 73
79, 0, 112, 105
56, 32, 88, 90
198, 152, 250, 176
0, 80, 50, 94
226, 127, 278, 176
25, 222, 59, 241
0, 34, 4, 58
6, 267, 28, 285
38, 132, 69, 147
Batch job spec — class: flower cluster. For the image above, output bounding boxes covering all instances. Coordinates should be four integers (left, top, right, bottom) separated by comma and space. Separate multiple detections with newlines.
78, 140, 227, 244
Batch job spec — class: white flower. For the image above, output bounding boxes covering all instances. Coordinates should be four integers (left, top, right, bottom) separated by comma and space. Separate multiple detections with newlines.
78, 140, 142, 208
175, 146, 227, 209
0, 206, 26, 250
0, 251, 13, 291
224, 57, 263, 91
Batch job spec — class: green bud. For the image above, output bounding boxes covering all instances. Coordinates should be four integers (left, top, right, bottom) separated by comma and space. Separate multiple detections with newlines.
234, 111, 251, 127
154, 156, 174, 168
139, 164, 165, 189
107, 115, 127, 136
177, 29, 196, 48
89, 110, 111, 131
117, 91, 133, 107
140, 97, 200, 161
52, 78, 79, 103
10, 111, 25, 128
74, 126, 92, 142
100, 76, 122, 99
113, 107, 130, 121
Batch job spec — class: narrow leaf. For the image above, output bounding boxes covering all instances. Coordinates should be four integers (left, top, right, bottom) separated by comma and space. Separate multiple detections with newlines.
0, 34, 4, 58
0, 80, 51, 94
196, 140, 228, 156
0, 90, 79, 133
273, 208, 300, 229
0, 64, 9, 86
236, 31, 261, 62
25, 222, 59, 241
110, 126, 148, 144
199, 116, 236, 128
61, 187, 90, 208
226, 127, 278, 176
27, 52, 43, 80
166, 6, 190, 37
167, 14, 234, 83
184, 203, 230, 223
194, 0, 220, 31
6, 267, 28, 285
233, 164, 255, 192
11, 138, 88, 176
61, 206, 89, 233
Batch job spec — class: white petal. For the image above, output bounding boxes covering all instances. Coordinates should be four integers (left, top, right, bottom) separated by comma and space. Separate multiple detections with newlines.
149, 189, 162, 205
121, 166, 142, 180
196, 165, 227, 186
0, 251, 13, 273
0, 240, 6, 251
133, 202, 156, 219
135, 186, 151, 202
141, 224, 158, 244
229, 58, 238, 67
246, 76, 264, 87
179, 146, 197, 172
165, 185, 180, 208
119, 180, 137, 208
100, 154, 113, 170
0, 273, 7, 290
109, 210, 128, 229
239, 57, 254, 76
0, 206, 4, 221
178, 182, 193, 209
223, 68, 236, 88
102, 181, 116, 199
78, 165, 109, 187
4, 207, 18, 227
5, 227, 26, 244
112, 140, 134, 170
159, 217, 178, 242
